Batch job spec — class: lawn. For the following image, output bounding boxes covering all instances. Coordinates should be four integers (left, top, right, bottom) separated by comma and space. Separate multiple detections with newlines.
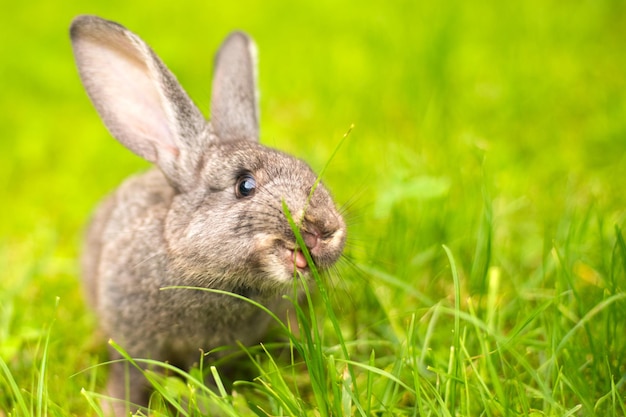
1, 0, 625, 415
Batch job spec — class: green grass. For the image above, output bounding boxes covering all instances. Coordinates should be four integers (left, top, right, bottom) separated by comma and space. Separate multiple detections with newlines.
1, 0, 626, 415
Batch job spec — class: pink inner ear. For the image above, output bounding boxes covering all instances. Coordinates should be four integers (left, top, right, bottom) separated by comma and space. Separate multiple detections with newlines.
75, 35, 179, 162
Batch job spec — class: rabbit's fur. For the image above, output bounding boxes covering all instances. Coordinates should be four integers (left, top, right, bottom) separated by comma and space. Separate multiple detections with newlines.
71, 15, 346, 414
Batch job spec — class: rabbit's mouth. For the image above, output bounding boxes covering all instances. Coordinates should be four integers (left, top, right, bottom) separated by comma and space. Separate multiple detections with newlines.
278, 225, 345, 277
289, 248, 309, 272
264, 223, 345, 280
278, 244, 317, 277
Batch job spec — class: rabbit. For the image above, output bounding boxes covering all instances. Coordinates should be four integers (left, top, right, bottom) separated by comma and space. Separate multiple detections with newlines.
70, 15, 346, 414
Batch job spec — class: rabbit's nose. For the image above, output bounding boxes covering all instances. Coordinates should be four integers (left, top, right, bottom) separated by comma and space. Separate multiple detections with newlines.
301, 228, 320, 251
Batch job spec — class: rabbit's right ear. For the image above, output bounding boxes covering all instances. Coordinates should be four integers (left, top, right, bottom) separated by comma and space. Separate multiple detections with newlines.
210, 32, 260, 142
70, 15, 206, 189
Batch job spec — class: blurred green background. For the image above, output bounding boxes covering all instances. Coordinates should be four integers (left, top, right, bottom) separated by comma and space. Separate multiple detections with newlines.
1, 0, 625, 413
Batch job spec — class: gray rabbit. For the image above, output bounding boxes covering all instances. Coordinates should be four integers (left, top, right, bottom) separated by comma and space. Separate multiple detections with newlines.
70, 15, 346, 414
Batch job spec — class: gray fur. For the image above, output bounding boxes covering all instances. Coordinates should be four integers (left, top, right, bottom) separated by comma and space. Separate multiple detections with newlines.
70, 15, 346, 414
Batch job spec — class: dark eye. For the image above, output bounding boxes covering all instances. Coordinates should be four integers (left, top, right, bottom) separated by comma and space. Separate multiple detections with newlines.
235, 173, 257, 198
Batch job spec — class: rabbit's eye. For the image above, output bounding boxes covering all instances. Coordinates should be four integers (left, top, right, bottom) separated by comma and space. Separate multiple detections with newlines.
236, 174, 257, 198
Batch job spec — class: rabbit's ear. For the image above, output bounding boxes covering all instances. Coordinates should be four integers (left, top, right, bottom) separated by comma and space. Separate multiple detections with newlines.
70, 15, 206, 187
210, 31, 259, 142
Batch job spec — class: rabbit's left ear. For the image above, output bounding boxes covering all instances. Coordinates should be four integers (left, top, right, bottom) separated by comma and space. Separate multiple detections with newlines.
70, 15, 207, 189
210, 31, 260, 143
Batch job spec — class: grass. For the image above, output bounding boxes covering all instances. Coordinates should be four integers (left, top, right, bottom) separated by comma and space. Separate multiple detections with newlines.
1, 0, 626, 415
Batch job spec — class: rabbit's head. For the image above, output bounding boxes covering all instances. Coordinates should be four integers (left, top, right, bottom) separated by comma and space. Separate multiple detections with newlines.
71, 16, 345, 293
